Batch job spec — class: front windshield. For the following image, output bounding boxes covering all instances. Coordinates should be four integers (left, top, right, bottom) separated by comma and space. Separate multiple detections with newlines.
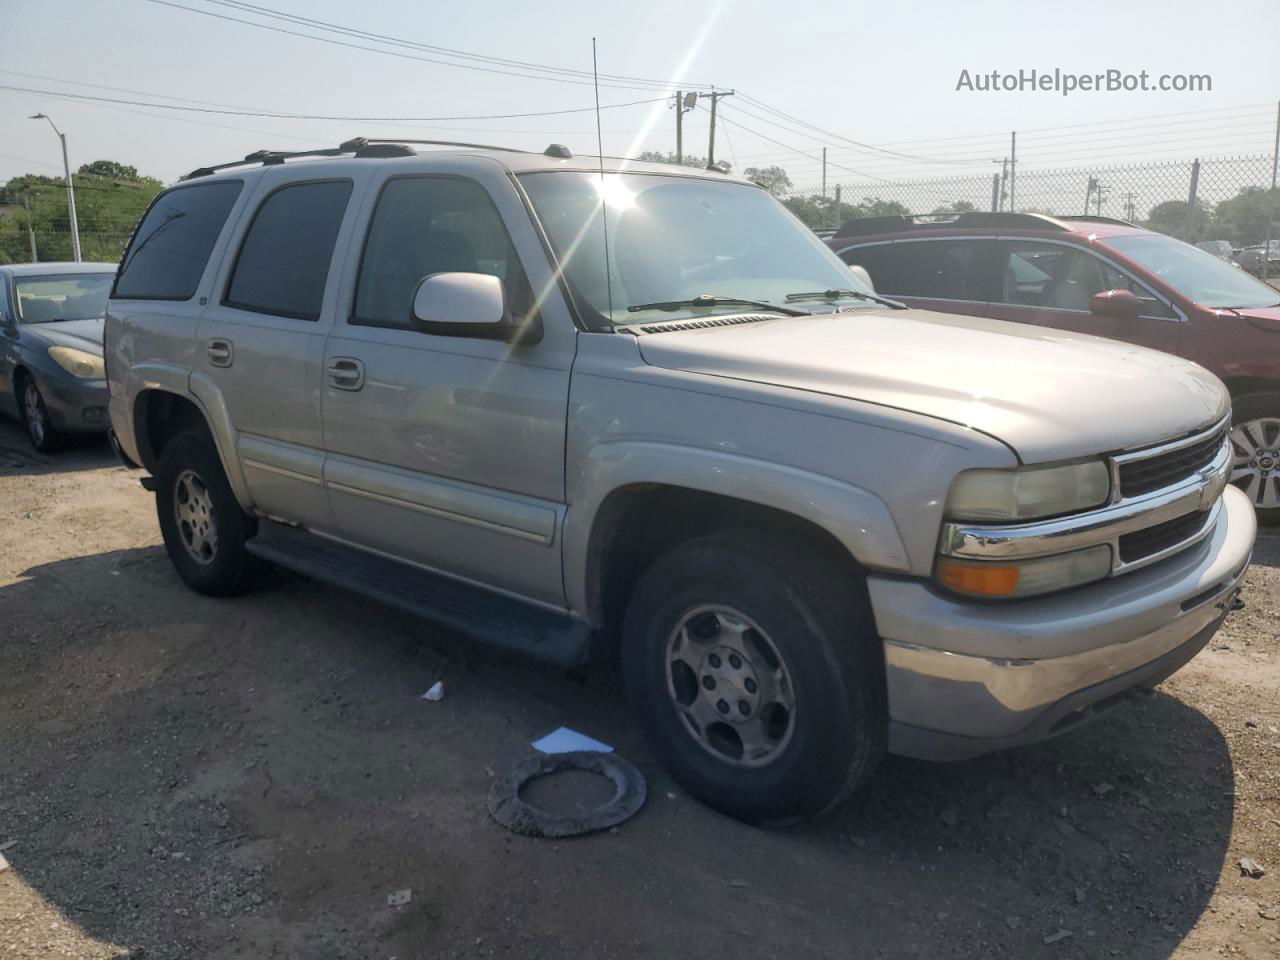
519, 171, 871, 324
15, 274, 113, 323
1107, 234, 1279, 310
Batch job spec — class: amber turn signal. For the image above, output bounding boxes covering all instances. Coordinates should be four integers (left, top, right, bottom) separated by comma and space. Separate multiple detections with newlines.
936, 557, 1022, 598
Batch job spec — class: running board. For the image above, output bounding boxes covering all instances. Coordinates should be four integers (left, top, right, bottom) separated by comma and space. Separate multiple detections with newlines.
245, 521, 590, 665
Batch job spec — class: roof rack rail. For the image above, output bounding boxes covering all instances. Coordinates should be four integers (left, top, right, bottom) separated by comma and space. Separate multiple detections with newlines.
833, 211, 1071, 239
182, 136, 558, 180
1064, 214, 1140, 228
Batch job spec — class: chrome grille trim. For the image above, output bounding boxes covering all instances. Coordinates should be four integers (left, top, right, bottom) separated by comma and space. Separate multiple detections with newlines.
1110, 414, 1231, 502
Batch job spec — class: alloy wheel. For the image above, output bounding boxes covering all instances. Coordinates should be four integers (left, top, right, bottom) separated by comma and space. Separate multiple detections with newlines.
174, 469, 218, 565
1230, 417, 1280, 510
665, 605, 797, 768
23, 381, 45, 447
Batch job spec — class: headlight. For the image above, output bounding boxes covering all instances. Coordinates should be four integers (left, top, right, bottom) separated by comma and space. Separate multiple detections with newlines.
48, 346, 106, 379
936, 544, 1112, 600
946, 460, 1110, 522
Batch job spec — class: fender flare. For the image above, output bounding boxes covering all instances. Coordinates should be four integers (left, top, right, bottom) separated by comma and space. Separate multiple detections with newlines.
562, 440, 911, 619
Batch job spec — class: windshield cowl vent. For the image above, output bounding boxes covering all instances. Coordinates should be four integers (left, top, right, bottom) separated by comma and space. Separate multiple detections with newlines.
637, 314, 781, 334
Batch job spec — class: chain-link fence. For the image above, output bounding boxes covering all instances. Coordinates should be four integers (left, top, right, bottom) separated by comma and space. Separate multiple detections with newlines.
781, 154, 1279, 247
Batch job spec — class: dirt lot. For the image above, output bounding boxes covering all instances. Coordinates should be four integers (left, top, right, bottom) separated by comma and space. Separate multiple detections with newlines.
1, 420, 1277, 960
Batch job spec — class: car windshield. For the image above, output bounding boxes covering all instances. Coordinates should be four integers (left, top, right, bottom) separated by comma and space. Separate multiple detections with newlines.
15, 273, 113, 323
1107, 234, 1280, 310
518, 171, 871, 324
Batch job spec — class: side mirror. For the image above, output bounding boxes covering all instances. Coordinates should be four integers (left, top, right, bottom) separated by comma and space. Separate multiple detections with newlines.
848, 264, 875, 293
1089, 288, 1141, 320
410, 272, 541, 344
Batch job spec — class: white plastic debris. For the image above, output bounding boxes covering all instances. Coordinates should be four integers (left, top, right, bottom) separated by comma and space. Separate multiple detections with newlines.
421, 682, 445, 702
387, 888, 412, 907
531, 727, 612, 754
0, 853, 9, 874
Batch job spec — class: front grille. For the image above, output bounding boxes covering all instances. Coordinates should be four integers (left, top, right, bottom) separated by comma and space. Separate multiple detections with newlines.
1118, 428, 1225, 498
1118, 509, 1209, 564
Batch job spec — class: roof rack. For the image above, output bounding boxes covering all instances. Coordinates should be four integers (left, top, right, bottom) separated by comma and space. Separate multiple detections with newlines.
1063, 214, 1140, 228
183, 138, 574, 180
834, 211, 1075, 239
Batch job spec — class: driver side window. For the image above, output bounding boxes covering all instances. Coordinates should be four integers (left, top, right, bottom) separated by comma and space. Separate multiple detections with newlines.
1095, 259, 1178, 319
352, 176, 534, 329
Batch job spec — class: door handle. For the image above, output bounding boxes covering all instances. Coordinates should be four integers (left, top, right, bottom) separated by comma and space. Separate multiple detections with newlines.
327, 357, 365, 391
207, 338, 233, 368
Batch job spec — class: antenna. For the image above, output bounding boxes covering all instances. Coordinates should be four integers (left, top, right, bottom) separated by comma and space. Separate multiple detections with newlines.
592, 37, 615, 326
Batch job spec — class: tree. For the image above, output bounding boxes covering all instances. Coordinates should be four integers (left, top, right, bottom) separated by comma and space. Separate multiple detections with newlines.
0, 162, 163, 264
1211, 187, 1280, 246
79, 160, 140, 180
1143, 199, 1209, 241
742, 165, 792, 197
636, 151, 718, 170
930, 200, 977, 216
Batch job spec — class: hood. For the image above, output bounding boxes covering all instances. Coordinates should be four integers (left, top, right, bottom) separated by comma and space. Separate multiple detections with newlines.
635, 309, 1229, 463
23, 317, 105, 352
1226, 305, 1280, 335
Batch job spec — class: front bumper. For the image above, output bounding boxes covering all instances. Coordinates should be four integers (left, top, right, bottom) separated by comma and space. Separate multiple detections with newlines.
40, 375, 110, 433
870, 484, 1256, 761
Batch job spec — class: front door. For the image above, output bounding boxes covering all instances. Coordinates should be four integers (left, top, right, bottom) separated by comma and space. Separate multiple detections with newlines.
984, 239, 1182, 355
320, 170, 575, 607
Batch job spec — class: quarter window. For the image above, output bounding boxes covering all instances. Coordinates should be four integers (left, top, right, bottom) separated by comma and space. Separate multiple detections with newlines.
352, 177, 533, 329
113, 180, 243, 301
224, 180, 353, 321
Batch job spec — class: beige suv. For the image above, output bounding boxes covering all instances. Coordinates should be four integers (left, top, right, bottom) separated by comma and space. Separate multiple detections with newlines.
106, 139, 1255, 823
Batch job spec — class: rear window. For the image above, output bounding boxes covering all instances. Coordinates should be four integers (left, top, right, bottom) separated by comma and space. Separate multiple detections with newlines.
113, 180, 243, 301
841, 239, 987, 300
224, 180, 352, 321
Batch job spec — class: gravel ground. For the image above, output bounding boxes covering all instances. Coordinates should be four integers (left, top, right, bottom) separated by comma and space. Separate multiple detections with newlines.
0, 421, 1277, 960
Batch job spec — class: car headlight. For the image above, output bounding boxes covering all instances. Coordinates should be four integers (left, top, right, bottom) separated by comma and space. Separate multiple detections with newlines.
936, 544, 1113, 600
48, 346, 106, 379
946, 460, 1111, 522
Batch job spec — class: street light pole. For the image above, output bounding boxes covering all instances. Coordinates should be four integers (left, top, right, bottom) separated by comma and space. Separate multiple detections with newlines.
29, 113, 81, 262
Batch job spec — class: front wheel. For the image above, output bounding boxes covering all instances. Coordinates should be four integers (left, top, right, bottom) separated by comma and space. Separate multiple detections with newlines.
1230, 393, 1280, 526
621, 531, 886, 825
20, 377, 63, 454
155, 430, 258, 595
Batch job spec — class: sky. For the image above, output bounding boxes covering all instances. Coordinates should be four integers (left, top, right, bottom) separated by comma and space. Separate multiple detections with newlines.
3, 0, 1279, 190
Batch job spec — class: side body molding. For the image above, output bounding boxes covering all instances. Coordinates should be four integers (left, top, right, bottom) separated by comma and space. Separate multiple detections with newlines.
562, 440, 912, 621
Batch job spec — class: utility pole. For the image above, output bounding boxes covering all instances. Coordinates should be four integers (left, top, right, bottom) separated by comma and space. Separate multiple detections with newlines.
1187, 158, 1201, 243
1009, 131, 1017, 212
998, 158, 1008, 211
29, 113, 80, 261
833, 184, 842, 230
22, 195, 37, 262
1123, 192, 1136, 222
990, 173, 1000, 213
1264, 99, 1279, 282
673, 91, 696, 165
706, 89, 735, 166
1084, 177, 1097, 216
821, 148, 827, 202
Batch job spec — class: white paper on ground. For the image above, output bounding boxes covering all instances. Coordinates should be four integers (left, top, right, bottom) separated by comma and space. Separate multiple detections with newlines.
532, 727, 613, 754
421, 681, 444, 701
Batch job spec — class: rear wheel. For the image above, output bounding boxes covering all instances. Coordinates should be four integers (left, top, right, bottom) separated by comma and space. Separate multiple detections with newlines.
155, 430, 258, 595
19, 376, 63, 454
1230, 392, 1280, 526
621, 530, 885, 824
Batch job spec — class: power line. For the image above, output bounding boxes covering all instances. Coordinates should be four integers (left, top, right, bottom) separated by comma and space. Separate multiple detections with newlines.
0, 82, 670, 122
192, 0, 714, 91
144, 0, 695, 93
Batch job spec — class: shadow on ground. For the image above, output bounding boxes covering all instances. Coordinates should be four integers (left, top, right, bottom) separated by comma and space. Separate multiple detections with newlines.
0, 545, 1236, 959
0, 418, 114, 476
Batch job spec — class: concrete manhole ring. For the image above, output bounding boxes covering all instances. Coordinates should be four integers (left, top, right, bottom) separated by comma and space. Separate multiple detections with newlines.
487, 751, 647, 838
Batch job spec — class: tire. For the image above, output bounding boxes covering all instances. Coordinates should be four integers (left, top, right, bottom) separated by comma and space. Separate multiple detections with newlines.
155, 430, 258, 596
621, 530, 886, 825
1230, 392, 1280, 527
19, 375, 64, 454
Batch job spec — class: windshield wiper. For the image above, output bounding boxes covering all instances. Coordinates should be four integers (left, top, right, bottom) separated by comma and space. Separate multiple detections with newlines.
785, 288, 906, 310
626, 294, 808, 317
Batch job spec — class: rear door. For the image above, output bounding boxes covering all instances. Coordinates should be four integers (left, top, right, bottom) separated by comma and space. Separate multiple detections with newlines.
194, 170, 364, 527
984, 239, 1182, 354
837, 238, 999, 317
319, 165, 575, 607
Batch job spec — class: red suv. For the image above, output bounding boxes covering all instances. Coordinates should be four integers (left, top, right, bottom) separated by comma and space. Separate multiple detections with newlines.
829, 213, 1280, 524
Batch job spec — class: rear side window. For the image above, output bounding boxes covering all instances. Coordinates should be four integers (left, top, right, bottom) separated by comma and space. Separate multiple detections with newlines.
352, 176, 533, 329
224, 180, 352, 321
839, 244, 903, 293
113, 181, 243, 300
